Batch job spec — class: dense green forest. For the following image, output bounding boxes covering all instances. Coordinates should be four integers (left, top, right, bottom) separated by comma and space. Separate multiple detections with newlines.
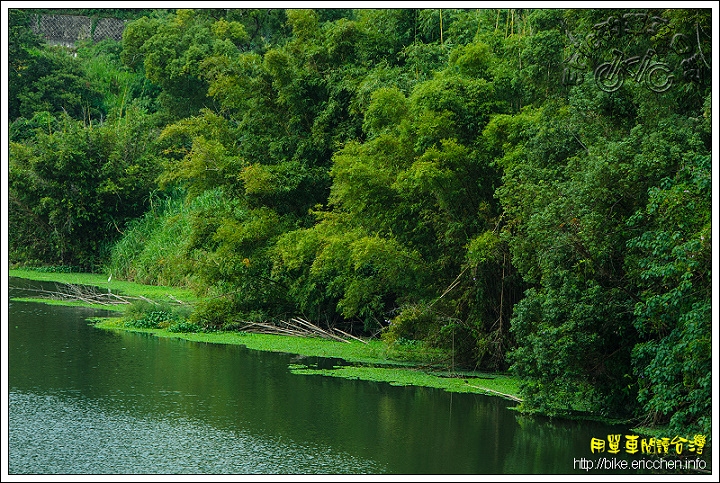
8, 8, 712, 435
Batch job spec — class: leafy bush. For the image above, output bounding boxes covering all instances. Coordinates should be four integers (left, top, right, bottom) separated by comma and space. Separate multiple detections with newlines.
124, 310, 176, 329
167, 320, 203, 333
123, 299, 194, 330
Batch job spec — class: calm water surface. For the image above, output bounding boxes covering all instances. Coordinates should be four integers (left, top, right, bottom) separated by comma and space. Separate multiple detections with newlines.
9, 277, 706, 475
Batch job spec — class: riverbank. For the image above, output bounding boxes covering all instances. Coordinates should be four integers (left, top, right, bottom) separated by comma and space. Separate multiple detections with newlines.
9, 269, 523, 402
94, 318, 523, 401
10, 270, 666, 431
9, 269, 198, 305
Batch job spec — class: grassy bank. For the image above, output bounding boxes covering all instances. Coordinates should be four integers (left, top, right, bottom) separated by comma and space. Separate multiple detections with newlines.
9, 268, 198, 307
10, 269, 522, 402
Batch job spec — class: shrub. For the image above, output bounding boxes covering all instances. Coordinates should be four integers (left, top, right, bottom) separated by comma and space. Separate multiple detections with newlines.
124, 310, 176, 329
167, 320, 203, 333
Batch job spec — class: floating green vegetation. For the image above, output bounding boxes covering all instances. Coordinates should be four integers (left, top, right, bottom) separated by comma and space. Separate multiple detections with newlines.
95, 318, 407, 365
93, 318, 523, 401
289, 364, 523, 401
14, 272, 524, 403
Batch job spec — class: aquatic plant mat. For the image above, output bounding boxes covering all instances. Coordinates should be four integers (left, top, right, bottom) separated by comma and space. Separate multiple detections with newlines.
289, 363, 523, 402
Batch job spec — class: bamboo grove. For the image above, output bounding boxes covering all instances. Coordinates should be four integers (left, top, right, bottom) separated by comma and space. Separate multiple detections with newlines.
8, 8, 712, 434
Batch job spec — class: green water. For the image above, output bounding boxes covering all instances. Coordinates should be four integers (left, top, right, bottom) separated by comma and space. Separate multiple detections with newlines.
8, 277, 707, 475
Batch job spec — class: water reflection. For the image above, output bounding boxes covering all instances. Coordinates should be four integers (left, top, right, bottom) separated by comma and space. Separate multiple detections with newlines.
9, 279, 707, 475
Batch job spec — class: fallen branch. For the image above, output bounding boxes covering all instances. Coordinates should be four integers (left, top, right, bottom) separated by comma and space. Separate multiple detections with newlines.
167, 294, 189, 305
236, 316, 360, 343
332, 327, 368, 344
18, 283, 178, 307
240, 321, 308, 337
291, 317, 349, 343
466, 383, 523, 402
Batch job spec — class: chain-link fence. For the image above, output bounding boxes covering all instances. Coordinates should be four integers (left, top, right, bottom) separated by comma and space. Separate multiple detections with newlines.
30, 14, 126, 47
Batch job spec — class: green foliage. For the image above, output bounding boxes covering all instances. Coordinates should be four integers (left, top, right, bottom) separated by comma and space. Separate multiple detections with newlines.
125, 310, 176, 329
121, 9, 259, 118
353, 10, 412, 62
9, 111, 162, 270
75, 38, 157, 117
8, 9, 45, 121
167, 320, 203, 333
362, 87, 409, 137
105, 195, 194, 287
625, 152, 711, 435
273, 219, 428, 331
269, 44, 514, 364
449, 42, 494, 78
381, 304, 437, 346
123, 297, 195, 330
11, 45, 105, 122
489, 9, 710, 425
10, 8, 711, 435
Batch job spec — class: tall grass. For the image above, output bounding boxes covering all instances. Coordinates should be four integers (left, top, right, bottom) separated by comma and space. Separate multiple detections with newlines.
106, 196, 192, 287
106, 189, 231, 290
77, 39, 139, 120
